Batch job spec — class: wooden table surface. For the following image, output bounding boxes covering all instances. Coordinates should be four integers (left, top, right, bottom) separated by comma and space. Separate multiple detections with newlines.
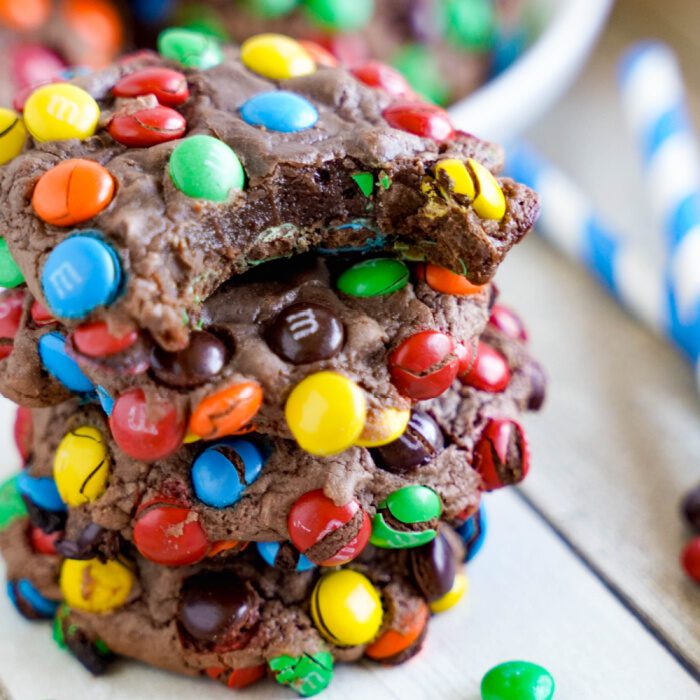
2, 1, 700, 698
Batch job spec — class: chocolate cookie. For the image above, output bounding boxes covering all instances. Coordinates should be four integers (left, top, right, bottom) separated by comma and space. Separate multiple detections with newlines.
0, 32, 539, 351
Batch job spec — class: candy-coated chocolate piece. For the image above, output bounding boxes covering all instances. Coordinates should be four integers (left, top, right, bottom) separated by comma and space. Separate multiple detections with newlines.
435, 158, 475, 198
488, 304, 528, 342
298, 40, 338, 67
14, 406, 33, 463
0, 238, 25, 288
112, 67, 189, 106
269, 651, 334, 697
157, 28, 223, 70
460, 342, 511, 393
420, 262, 485, 295
0, 475, 27, 530
382, 101, 455, 141
151, 330, 229, 388
337, 258, 409, 297
60, 557, 134, 613
206, 665, 266, 690
109, 387, 186, 460
241, 34, 316, 80
189, 381, 263, 440
365, 599, 429, 662
53, 604, 113, 675
481, 660, 555, 700
352, 61, 414, 98
288, 489, 370, 565
96, 385, 114, 416
0, 108, 27, 165
248, 0, 298, 17
310, 569, 383, 646
388, 330, 461, 400
458, 505, 487, 562
11, 45, 65, 94
285, 371, 366, 455
385, 484, 441, 523
241, 91, 319, 133
442, 0, 495, 50
266, 302, 344, 364
29, 525, 60, 554
42, 234, 122, 319
474, 419, 529, 490
7, 578, 59, 620
371, 410, 443, 471
429, 571, 467, 613
392, 43, 449, 105
72, 321, 138, 358
30, 301, 54, 326
191, 438, 265, 508
32, 159, 115, 227
0, 290, 24, 339
371, 485, 441, 549
256, 541, 316, 572
681, 537, 700, 583
107, 105, 186, 147
17, 471, 66, 512
24, 83, 100, 142
304, 0, 373, 31
468, 158, 506, 220
169, 134, 245, 201
0, 0, 50, 30
682, 483, 700, 532
61, 0, 124, 62
38, 332, 95, 393
409, 531, 456, 602
53, 426, 110, 506
356, 407, 410, 447
134, 497, 210, 566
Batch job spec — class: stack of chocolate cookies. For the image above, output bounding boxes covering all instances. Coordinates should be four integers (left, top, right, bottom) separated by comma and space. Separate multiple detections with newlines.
0, 29, 544, 697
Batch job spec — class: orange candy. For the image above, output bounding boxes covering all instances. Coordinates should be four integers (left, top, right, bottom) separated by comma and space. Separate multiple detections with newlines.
0, 0, 50, 31
418, 263, 485, 296
298, 40, 338, 68
189, 381, 263, 440
365, 600, 429, 661
60, 0, 124, 66
32, 159, 115, 227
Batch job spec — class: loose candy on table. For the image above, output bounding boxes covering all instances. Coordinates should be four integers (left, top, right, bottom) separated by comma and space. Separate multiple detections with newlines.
269, 651, 334, 698
0, 238, 25, 288
409, 530, 457, 602
0, 108, 27, 165
382, 101, 455, 141
365, 599, 429, 663
310, 569, 383, 647
304, 0, 374, 32
474, 419, 530, 490
241, 34, 316, 80
256, 541, 316, 572
53, 426, 110, 506
681, 536, 700, 583
72, 321, 138, 358
189, 381, 263, 440
285, 371, 366, 455
112, 67, 190, 106
24, 83, 100, 142
460, 342, 511, 393
336, 258, 409, 297
355, 407, 410, 448
7, 578, 59, 620
39, 331, 96, 393
240, 91, 319, 133
60, 557, 134, 613
0, 475, 27, 531
481, 660, 555, 700
107, 106, 186, 147
429, 571, 467, 613
157, 28, 223, 70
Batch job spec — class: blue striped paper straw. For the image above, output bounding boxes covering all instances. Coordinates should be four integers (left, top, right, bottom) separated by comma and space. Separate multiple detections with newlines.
505, 142, 700, 374
618, 42, 700, 363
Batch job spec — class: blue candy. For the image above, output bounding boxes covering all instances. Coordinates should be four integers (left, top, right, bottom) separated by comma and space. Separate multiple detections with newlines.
42, 233, 122, 319
16, 472, 66, 512
191, 438, 265, 508
457, 504, 487, 562
256, 541, 316, 572
240, 91, 319, 133
7, 579, 60, 619
96, 385, 115, 416
38, 332, 94, 394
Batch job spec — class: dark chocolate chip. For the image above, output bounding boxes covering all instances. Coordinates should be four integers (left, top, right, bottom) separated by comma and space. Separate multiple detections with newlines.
55, 522, 118, 561
409, 531, 456, 602
265, 302, 344, 364
371, 411, 444, 472
682, 483, 700, 533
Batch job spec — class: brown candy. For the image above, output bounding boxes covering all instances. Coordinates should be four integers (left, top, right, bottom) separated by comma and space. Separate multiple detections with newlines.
151, 330, 230, 389
371, 411, 444, 472
409, 531, 456, 602
265, 302, 344, 364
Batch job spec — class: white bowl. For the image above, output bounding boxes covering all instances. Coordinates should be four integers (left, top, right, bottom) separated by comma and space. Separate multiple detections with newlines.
449, 0, 614, 142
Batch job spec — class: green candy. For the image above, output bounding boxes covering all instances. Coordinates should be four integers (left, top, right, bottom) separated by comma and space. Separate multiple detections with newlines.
157, 28, 223, 69
169, 135, 245, 201
337, 258, 409, 298
392, 44, 450, 106
175, 8, 230, 41
351, 172, 374, 198
0, 239, 24, 288
248, 0, 299, 17
481, 661, 555, 700
303, 0, 374, 31
0, 475, 27, 531
370, 513, 437, 549
441, 0, 496, 51
269, 651, 334, 697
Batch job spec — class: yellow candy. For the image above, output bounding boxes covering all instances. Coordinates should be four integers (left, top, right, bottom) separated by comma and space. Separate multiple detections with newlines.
183, 431, 201, 444
24, 83, 100, 143
241, 34, 316, 80
355, 407, 410, 447
285, 371, 366, 456
53, 426, 110, 506
435, 158, 476, 199
429, 572, 468, 613
311, 570, 383, 646
60, 558, 134, 613
0, 108, 26, 165
468, 158, 506, 220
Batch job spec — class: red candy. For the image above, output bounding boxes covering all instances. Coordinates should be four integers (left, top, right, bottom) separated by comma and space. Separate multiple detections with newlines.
113, 68, 190, 106
352, 62, 414, 98
28, 525, 60, 554
474, 419, 530, 490
134, 497, 210, 566
30, 301, 55, 326
488, 304, 528, 342
382, 101, 455, 141
297, 40, 338, 68
459, 342, 511, 393
681, 537, 700, 583
108, 106, 186, 148
288, 489, 370, 566
311, 34, 369, 68
206, 665, 266, 690
455, 342, 475, 378
10, 44, 65, 90
72, 321, 138, 358
14, 406, 33, 464
388, 330, 461, 400
0, 290, 24, 339
109, 388, 186, 461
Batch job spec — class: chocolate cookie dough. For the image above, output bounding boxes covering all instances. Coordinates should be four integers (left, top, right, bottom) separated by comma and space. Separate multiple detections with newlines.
0, 32, 539, 351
